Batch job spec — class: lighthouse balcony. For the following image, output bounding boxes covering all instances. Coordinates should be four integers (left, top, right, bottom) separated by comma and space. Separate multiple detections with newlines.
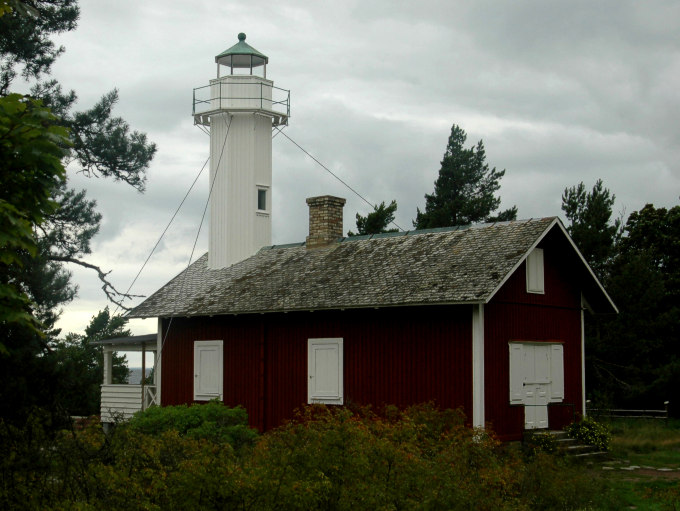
193, 75, 290, 127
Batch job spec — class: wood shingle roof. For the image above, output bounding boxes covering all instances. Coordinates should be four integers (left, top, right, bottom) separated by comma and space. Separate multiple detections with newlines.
128, 217, 598, 318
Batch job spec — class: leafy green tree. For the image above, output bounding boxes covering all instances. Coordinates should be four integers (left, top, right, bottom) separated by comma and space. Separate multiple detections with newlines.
562, 179, 620, 280
0, 0, 155, 425
414, 124, 517, 229
0, 93, 68, 345
51, 308, 129, 416
348, 200, 399, 236
1, 1, 155, 309
586, 202, 680, 412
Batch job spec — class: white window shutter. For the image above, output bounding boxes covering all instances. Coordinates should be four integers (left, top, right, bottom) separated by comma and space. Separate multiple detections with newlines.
308, 338, 343, 405
194, 340, 223, 401
535, 344, 551, 384
509, 343, 524, 404
526, 248, 545, 294
550, 344, 564, 402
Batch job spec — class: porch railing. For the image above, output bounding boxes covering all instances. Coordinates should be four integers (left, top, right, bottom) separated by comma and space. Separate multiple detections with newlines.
144, 385, 158, 409
101, 384, 157, 423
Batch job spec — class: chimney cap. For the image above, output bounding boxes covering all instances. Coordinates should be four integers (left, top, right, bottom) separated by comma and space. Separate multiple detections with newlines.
306, 195, 346, 206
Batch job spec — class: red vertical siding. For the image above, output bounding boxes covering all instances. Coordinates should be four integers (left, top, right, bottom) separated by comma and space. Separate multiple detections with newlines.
485, 233, 584, 441
161, 306, 472, 432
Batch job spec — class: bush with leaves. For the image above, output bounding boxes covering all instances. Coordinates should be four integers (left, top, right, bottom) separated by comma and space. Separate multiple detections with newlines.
523, 431, 559, 457
245, 403, 525, 510
127, 400, 258, 452
1, 403, 621, 510
565, 415, 611, 451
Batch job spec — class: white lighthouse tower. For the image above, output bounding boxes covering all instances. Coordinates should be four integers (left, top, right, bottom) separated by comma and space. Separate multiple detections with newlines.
193, 33, 289, 269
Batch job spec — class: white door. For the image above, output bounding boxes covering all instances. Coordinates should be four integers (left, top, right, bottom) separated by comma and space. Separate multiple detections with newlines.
194, 340, 223, 401
509, 343, 563, 430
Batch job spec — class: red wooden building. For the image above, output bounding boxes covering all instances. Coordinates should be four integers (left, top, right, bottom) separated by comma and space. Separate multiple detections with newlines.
128, 196, 616, 441
122, 36, 616, 440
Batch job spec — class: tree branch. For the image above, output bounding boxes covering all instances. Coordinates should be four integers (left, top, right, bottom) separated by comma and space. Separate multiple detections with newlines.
48, 255, 143, 311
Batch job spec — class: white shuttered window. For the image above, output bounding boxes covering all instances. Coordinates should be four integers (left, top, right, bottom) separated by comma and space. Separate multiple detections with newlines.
526, 248, 545, 294
508, 342, 565, 404
308, 338, 343, 405
194, 340, 223, 401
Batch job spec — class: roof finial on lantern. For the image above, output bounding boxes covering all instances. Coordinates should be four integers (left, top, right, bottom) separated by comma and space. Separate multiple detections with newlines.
238, 32, 246, 41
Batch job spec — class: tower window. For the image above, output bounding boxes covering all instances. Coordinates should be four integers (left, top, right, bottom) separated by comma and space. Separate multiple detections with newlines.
257, 188, 267, 211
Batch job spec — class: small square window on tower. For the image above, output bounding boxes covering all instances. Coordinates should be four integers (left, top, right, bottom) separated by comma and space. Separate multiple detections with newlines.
257, 187, 268, 212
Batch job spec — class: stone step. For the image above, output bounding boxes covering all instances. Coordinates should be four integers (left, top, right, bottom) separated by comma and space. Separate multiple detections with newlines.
573, 451, 609, 462
522, 429, 608, 459
565, 443, 598, 454
548, 430, 569, 440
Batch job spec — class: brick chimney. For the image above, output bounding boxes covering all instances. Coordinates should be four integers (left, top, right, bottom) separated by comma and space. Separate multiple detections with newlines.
306, 195, 346, 248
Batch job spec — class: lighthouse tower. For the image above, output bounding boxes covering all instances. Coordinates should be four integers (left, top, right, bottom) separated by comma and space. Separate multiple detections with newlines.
193, 33, 290, 269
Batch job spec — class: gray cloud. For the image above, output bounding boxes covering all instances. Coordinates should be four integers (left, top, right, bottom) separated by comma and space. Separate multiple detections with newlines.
52, 0, 679, 336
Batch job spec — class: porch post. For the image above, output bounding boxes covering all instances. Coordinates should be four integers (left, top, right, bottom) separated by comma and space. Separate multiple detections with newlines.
103, 349, 113, 385
472, 303, 485, 429
141, 342, 146, 410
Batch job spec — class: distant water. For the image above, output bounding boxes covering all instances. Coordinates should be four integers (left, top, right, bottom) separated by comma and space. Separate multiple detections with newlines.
127, 367, 153, 384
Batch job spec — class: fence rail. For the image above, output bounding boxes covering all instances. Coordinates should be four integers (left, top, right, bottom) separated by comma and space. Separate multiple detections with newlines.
586, 400, 670, 420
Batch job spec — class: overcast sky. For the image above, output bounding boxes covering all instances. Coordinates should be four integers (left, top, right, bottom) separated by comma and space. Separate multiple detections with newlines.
47, 0, 679, 356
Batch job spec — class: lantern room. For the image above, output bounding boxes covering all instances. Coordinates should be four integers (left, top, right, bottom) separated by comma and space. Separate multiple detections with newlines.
215, 32, 268, 78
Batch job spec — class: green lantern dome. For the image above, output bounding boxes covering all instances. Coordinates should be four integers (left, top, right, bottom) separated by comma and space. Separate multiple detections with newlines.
215, 33, 269, 69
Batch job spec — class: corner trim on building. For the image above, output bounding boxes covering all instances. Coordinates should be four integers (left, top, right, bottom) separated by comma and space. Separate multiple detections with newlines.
472, 303, 485, 428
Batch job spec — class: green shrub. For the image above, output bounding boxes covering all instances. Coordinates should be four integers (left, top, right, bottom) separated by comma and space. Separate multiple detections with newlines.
1, 404, 622, 510
524, 431, 559, 456
127, 400, 258, 452
565, 415, 611, 451
245, 404, 526, 510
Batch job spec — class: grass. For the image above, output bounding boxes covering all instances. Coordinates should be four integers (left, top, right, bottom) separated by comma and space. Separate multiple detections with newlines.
608, 418, 680, 468
591, 418, 680, 510
603, 476, 678, 511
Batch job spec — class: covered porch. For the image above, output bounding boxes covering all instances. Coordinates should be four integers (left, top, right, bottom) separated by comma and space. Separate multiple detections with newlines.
93, 333, 160, 423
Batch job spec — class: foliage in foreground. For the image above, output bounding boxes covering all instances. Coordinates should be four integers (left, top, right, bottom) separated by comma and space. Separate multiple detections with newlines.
0, 402, 619, 510
565, 415, 611, 451
1, 0, 156, 427
127, 400, 258, 452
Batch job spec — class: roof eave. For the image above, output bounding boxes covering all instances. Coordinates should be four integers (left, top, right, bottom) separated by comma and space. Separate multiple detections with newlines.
129, 298, 488, 320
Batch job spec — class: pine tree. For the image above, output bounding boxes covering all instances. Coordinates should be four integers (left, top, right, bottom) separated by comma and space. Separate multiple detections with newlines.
414, 124, 517, 229
561, 179, 620, 280
348, 200, 399, 236
0, 1, 155, 425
